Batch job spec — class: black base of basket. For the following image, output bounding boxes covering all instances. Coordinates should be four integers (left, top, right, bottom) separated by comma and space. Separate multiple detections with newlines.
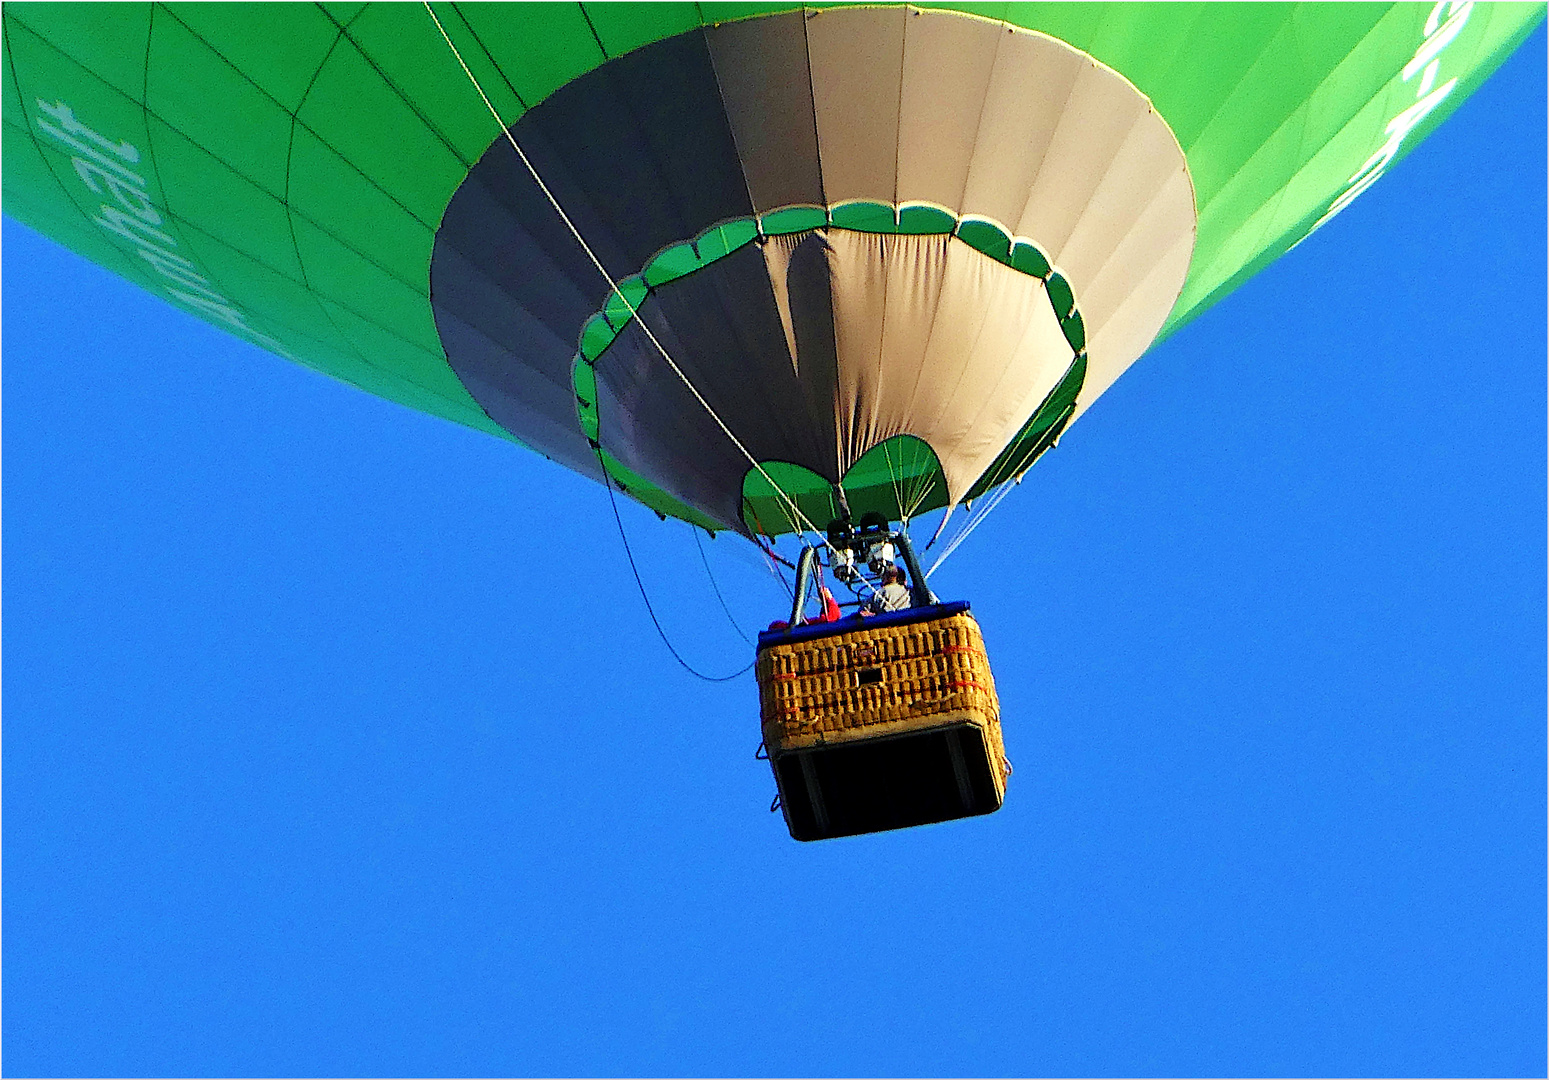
772, 722, 1003, 841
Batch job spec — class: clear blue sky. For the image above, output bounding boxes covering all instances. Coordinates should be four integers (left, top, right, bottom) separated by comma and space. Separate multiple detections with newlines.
5, 28, 1544, 1079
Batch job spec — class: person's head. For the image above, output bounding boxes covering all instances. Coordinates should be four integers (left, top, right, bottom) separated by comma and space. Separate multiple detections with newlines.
884, 565, 906, 586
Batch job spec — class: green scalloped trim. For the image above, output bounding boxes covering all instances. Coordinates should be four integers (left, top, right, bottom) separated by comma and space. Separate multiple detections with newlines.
570, 200, 1088, 533
759, 204, 828, 235
740, 434, 943, 538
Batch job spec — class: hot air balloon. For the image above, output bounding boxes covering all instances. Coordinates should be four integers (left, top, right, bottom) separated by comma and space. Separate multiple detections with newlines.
4, 1, 1541, 839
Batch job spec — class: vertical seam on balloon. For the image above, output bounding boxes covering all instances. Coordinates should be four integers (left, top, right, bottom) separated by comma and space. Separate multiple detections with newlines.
785, 234, 849, 478
796, 8, 843, 480
894, 228, 961, 439
889, 4, 907, 211
323, 7, 473, 170
142, 5, 154, 121
281, 25, 377, 373
701, 24, 765, 224
798, 6, 828, 209
866, 234, 894, 484
578, 3, 609, 59
952, 14, 1007, 215
865, 6, 909, 484
1008, 56, 1083, 255
907, 234, 982, 448
449, 3, 531, 114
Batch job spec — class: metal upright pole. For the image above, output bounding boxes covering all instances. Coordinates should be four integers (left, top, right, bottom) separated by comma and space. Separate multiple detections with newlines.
893, 530, 938, 607
789, 546, 818, 626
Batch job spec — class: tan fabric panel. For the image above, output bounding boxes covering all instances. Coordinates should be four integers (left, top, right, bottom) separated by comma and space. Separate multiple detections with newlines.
705, 11, 825, 212
958, 30, 1086, 228
763, 230, 1071, 503
1010, 61, 1152, 258
1056, 116, 1196, 307
1075, 221, 1196, 415
761, 232, 806, 375
1068, 167, 1197, 416
806, 5, 906, 206
691, 8, 1195, 504
905, 239, 1071, 497
871, 230, 951, 463
998, 53, 1195, 431
895, 10, 1002, 213
806, 229, 891, 466
800, 10, 1195, 465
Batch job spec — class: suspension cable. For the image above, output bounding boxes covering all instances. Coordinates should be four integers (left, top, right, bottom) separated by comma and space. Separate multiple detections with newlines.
903, 442, 939, 521
927, 478, 1017, 576
881, 439, 908, 526
928, 404, 1074, 576
424, 2, 832, 550
596, 449, 754, 682
907, 471, 939, 522
693, 526, 751, 645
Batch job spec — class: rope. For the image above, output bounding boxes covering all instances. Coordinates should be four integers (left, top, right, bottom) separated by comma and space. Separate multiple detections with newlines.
927, 404, 1074, 576
926, 477, 1017, 576
881, 439, 908, 526
596, 448, 754, 682
423, 1, 830, 549
694, 526, 751, 644
907, 472, 939, 521
903, 443, 939, 521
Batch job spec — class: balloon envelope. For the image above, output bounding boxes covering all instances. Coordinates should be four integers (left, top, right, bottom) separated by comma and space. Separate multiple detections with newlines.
4, 2, 1540, 533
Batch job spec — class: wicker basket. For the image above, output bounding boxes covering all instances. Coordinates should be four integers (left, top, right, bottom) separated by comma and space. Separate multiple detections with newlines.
756, 602, 1010, 840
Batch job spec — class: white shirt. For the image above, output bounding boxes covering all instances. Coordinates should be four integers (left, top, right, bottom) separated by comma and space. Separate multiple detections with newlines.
867, 582, 912, 614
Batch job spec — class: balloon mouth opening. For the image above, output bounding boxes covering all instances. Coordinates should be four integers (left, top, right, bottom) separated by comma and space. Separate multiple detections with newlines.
571, 203, 1089, 536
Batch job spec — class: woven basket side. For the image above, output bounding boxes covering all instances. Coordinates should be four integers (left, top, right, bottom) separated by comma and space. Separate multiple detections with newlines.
757, 612, 1003, 754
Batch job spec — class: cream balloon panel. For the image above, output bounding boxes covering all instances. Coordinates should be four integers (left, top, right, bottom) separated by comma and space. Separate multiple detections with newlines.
761, 228, 1072, 503
713, 6, 1197, 449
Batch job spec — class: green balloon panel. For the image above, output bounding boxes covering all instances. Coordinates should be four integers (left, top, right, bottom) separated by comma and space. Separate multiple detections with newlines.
3, 2, 1541, 532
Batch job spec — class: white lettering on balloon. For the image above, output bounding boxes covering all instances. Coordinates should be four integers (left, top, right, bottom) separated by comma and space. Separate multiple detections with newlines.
1303, 1, 1473, 239
34, 99, 295, 359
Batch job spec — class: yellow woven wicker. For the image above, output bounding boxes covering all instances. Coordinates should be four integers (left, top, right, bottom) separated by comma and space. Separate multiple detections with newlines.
757, 608, 1011, 800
